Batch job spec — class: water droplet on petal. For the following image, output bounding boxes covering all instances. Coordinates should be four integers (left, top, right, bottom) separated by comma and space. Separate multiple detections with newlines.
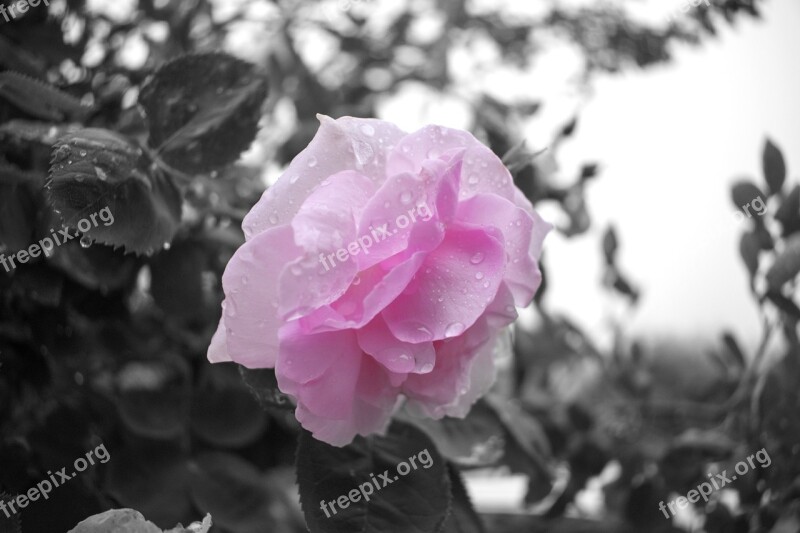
415, 325, 433, 341
468, 175, 479, 185
437, 296, 444, 302
360, 124, 375, 136
308, 156, 318, 168
401, 145, 411, 154
290, 174, 300, 184
79, 235, 92, 248
420, 363, 434, 373
399, 191, 413, 205
162, 242, 171, 250
475, 272, 484, 280
483, 281, 490, 288
470, 252, 484, 265
353, 140, 374, 166
352, 275, 361, 285
291, 265, 303, 276
445, 322, 465, 338
268, 212, 279, 225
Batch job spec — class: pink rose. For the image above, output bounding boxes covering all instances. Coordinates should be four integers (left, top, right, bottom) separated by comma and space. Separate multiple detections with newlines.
208, 115, 550, 446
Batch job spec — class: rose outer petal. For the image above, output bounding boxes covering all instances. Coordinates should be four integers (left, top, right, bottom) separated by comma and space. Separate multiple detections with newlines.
386, 124, 516, 203
243, 115, 407, 240
210, 224, 303, 369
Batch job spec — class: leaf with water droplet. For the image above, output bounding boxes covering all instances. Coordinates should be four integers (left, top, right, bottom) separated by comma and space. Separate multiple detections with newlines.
46, 128, 182, 256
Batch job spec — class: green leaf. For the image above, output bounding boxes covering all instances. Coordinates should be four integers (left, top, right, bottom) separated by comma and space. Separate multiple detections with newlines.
731, 180, 765, 210
140, 52, 268, 173
297, 421, 451, 533
766, 234, 800, 290
763, 138, 786, 196
46, 128, 182, 256
188, 453, 274, 533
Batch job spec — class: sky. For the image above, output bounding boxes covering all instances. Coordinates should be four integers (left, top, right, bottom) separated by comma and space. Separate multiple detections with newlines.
376, 0, 800, 351
546, 0, 800, 348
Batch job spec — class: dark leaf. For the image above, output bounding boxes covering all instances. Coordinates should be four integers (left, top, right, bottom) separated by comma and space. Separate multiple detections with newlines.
765, 234, 800, 290
739, 230, 760, 280
763, 138, 786, 196
238, 366, 295, 411
764, 290, 800, 322
297, 421, 451, 533
140, 52, 268, 173
190, 365, 267, 448
602, 226, 617, 265
47, 128, 182, 255
150, 241, 208, 320
67, 509, 161, 533
106, 445, 194, 528
775, 184, 800, 237
731, 180, 765, 210
441, 464, 485, 533
0, 71, 89, 122
188, 453, 274, 533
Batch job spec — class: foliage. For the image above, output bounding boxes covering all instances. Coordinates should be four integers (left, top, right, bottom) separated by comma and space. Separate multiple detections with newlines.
0, 1, 788, 533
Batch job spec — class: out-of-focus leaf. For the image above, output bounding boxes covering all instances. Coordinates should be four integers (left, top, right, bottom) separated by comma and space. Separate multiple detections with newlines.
117, 359, 191, 440
602, 226, 617, 265
140, 52, 268, 173
0, 490, 21, 533
188, 453, 274, 533
739, 230, 760, 280
764, 290, 800, 322
106, 446, 194, 528
150, 241, 208, 320
721, 331, 747, 370
763, 138, 786, 196
297, 421, 451, 533
190, 365, 267, 448
406, 400, 506, 468
238, 366, 295, 411
47, 240, 138, 292
766, 234, 800, 290
46, 128, 182, 255
776, 184, 800, 237
0, 71, 89, 122
0, 182, 37, 252
731, 180, 765, 210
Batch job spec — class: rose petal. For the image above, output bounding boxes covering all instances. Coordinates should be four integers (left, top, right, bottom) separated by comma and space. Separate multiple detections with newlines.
357, 314, 436, 374
387, 124, 516, 202
456, 193, 550, 306
402, 318, 493, 418
243, 115, 407, 239
214, 224, 302, 369
382, 224, 505, 342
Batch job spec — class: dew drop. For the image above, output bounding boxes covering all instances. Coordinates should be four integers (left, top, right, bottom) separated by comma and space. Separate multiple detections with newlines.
475, 272, 484, 280
483, 281, 490, 288
290, 265, 303, 276
399, 191, 413, 205
353, 140, 374, 166
79, 150, 87, 157
163, 242, 171, 250
79, 235, 92, 248
360, 124, 375, 136
241, 275, 249, 285
470, 252, 484, 265
308, 156, 318, 168
444, 322, 465, 338
268, 212, 279, 225
352, 275, 361, 286
515, 220, 522, 227
420, 363, 434, 373
290, 174, 300, 184
437, 296, 444, 303
468, 175, 479, 185
415, 325, 433, 341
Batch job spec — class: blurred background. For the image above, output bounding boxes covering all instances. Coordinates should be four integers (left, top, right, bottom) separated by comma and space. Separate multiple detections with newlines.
1, 0, 799, 532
